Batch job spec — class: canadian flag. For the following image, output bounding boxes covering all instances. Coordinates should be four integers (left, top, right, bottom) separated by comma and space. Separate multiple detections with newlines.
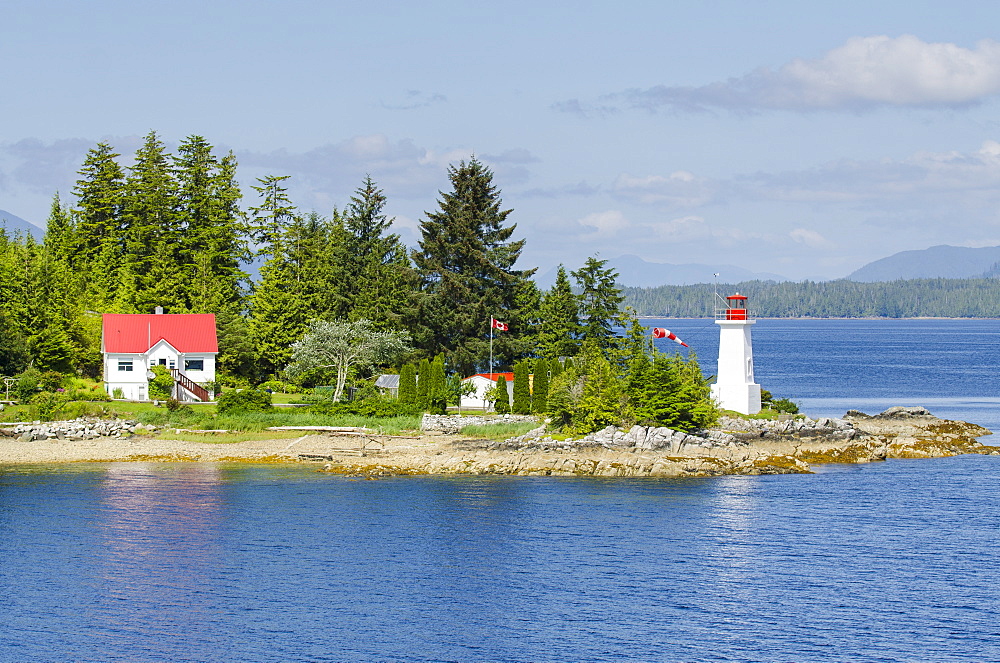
652, 327, 688, 347
491, 317, 508, 331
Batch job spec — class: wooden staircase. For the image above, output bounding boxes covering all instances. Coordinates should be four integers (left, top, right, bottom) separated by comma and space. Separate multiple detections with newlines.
169, 369, 210, 402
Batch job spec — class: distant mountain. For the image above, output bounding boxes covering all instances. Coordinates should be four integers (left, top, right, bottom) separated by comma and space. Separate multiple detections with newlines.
535, 255, 787, 289
0, 209, 42, 239
847, 245, 1000, 282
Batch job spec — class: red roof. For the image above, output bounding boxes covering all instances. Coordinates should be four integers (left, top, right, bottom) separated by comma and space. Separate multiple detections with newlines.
465, 372, 515, 382
726, 294, 748, 300
102, 314, 218, 354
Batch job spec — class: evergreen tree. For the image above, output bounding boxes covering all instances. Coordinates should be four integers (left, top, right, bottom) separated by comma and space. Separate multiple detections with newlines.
547, 341, 630, 434
343, 176, 411, 328
248, 248, 307, 379
411, 158, 535, 374
572, 256, 624, 349
491, 374, 510, 414
633, 351, 717, 432
42, 196, 95, 374
531, 357, 549, 414
214, 309, 255, 379
0, 310, 28, 375
510, 277, 542, 358
123, 131, 184, 312
72, 142, 125, 308
427, 354, 448, 414
398, 363, 417, 404
416, 358, 431, 410
286, 211, 352, 320
248, 174, 295, 258
537, 265, 581, 358
512, 360, 531, 414
72, 142, 124, 259
175, 137, 248, 313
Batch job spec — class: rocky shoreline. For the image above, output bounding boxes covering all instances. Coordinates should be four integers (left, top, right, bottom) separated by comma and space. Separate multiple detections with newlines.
0, 406, 994, 477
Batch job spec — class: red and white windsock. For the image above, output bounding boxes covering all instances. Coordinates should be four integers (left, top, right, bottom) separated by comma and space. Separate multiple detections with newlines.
652, 328, 688, 347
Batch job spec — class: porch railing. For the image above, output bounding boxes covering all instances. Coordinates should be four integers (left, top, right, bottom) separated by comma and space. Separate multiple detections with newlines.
169, 368, 210, 402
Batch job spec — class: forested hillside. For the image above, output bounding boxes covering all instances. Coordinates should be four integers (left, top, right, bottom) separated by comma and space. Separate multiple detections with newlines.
623, 279, 1000, 318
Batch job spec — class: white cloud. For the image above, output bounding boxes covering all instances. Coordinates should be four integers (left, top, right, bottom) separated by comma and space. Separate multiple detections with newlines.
744, 140, 1000, 207
578, 210, 630, 237
571, 36, 1000, 113
790, 228, 833, 248
613, 171, 718, 207
648, 215, 711, 241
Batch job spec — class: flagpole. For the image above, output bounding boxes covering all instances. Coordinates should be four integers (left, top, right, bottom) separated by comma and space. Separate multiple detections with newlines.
489, 316, 494, 376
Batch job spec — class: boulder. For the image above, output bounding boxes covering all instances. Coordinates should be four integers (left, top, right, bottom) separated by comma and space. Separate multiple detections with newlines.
876, 406, 932, 418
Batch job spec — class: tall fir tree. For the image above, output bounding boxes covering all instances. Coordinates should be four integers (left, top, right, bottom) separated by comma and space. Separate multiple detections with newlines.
123, 130, 184, 312
248, 174, 295, 259
343, 176, 411, 328
247, 178, 302, 378
537, 265, 581, 358
248, 238, 307, 379
72, 142, 125, 309
572, 256, 624, 349
175, 137, 248, 314
410, 158, 535, 375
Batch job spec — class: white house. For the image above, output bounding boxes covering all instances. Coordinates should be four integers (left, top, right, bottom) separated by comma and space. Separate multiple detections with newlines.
460, 372, 514, 410
102, 312, 218, 401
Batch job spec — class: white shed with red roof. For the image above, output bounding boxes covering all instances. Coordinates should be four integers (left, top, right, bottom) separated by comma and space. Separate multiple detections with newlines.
460, 372, 514, 410
102, 312, 218, 401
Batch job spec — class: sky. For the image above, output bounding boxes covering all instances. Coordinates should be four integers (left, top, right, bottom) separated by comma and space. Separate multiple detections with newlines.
4, 0, 1000, 281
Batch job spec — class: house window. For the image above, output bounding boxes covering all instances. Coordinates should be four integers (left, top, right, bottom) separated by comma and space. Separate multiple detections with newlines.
185, 358, 204, 371
118, 359, 133, 372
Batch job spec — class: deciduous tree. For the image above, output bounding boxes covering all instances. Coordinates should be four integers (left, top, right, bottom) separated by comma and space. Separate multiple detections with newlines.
285, 318, 411, 402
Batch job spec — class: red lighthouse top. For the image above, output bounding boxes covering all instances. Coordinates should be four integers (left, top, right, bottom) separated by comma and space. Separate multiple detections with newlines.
722, 293, 749, 320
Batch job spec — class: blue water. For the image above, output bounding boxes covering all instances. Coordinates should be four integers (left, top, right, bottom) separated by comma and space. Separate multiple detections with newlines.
3, 320, 1000, 662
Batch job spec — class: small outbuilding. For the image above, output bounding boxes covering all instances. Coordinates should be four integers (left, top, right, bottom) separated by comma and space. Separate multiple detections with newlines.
460, 372, 514, 411
102, 312, 218, 401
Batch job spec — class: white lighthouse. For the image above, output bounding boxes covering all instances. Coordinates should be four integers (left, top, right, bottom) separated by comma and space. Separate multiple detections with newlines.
711, 293, 762, 414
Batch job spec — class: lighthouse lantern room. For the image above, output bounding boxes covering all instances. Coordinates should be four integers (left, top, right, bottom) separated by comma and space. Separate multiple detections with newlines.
711, 293, 762, 415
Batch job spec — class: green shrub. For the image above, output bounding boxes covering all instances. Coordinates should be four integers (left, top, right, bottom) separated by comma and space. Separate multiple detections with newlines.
29, 391, 69, 422
216, 388, 273, 414
149, 365, 174, 399
15, 367, 42, 400
216, 374, 252, 389
258, 379, 300, 394
39, 371, 66, 392
309, 396, 421, 418
770, 398, 799, 414
65, 386, 111, 402
112, 387, 125, 399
